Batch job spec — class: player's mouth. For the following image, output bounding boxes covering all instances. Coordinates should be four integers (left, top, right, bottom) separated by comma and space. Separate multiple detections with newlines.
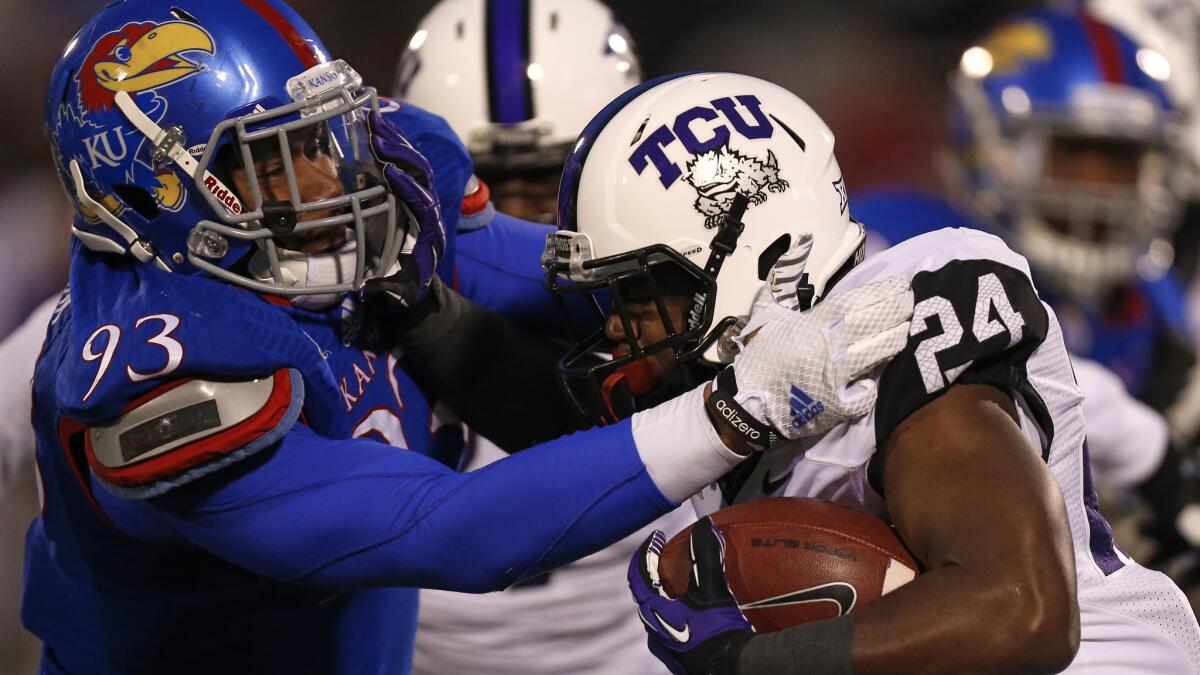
279, 224, 349, 255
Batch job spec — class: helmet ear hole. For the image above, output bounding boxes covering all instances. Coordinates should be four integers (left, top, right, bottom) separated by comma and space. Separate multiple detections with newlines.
757, 234, 791, 281
113, 184, 160, 221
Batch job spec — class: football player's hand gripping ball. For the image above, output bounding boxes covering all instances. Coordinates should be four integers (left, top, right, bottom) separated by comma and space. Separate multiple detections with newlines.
713, 235, 915, 442
629, 517, 754, 675
362, 110, 446, 310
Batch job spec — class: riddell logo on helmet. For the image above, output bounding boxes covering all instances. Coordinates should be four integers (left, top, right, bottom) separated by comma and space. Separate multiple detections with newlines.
203, 176, 244, 215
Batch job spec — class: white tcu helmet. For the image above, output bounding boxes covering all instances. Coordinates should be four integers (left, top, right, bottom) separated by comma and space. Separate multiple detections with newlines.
544, 72, 864, 423
394, 0, 640, 172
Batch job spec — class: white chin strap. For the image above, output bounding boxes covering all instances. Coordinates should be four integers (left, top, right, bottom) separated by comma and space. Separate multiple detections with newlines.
70, 92, 249, 272
249, 240, 359, 310
113, 91, 247, 216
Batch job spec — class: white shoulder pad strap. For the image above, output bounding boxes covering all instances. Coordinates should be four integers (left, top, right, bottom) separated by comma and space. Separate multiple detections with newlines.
86, 369, 304, 500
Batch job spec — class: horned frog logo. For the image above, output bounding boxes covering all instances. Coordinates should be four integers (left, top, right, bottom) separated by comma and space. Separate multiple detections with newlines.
684, 144, 789, 228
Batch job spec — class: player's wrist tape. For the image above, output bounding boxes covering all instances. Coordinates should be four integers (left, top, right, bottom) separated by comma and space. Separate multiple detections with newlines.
632, 383, 746, 503
707, 368, 777, 453
736, 614, 856, 675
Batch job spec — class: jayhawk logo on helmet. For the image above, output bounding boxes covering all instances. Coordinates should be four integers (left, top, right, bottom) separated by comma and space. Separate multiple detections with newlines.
65, 19, 217, 215
78, 21, 215, 113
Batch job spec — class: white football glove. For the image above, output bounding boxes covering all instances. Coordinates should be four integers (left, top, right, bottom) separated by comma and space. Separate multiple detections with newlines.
705, 236, 914, 444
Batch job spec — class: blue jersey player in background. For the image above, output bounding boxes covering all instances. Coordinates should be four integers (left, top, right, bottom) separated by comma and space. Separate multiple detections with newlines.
23, 1, 913, 673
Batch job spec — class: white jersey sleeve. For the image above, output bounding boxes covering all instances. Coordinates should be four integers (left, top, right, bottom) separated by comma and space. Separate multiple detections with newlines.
1073, 356, 1169, 489
0, 293, 59, 494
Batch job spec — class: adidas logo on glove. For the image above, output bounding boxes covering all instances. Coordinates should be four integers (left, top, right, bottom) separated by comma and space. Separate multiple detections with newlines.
790, 386, 825, 429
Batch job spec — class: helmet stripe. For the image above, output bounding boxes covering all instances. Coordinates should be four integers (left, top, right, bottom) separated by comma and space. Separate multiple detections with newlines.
240, 0, 320, 70
486, 0, 534, 124
557, 71, 706, 232
1077, 10, 1127, 85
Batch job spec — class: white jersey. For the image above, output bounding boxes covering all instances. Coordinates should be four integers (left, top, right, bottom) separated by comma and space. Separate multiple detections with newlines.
0, 293, 58, 494
693, 228, 1200, 673
414, 434, 693, 675
1074, 356, 1170, 490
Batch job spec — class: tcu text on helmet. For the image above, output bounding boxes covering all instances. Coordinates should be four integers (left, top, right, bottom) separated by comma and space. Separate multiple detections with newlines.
628, 95, 774, 188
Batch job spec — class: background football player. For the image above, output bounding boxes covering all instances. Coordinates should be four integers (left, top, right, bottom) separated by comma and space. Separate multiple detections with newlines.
852, 6, 1200, 582
541, 70, 1200, 673
394, 1, 688, 672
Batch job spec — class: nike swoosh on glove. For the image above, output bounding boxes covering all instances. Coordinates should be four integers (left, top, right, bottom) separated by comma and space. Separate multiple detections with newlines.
629, 517, 754, 675
361, 109, 446, 310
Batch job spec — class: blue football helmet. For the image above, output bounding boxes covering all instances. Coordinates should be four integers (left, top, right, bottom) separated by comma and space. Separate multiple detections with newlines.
947, 7, 1182, 304
46, 0, 403, 301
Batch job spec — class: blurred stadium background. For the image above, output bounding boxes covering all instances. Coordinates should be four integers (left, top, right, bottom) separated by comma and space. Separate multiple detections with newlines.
0, 0, 1037, 671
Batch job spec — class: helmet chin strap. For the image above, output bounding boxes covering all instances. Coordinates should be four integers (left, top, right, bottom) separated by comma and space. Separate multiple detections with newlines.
701, 193, 751, 279
68, 159, 171, 272
113, 91, 247, 216
685, 193, 750, 352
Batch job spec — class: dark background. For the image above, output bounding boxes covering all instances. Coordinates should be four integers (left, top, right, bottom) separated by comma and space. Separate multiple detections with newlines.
0, 1, 1037, 671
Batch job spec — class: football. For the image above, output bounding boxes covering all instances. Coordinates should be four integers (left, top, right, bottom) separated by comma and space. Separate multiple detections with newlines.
659, 498, 920, 632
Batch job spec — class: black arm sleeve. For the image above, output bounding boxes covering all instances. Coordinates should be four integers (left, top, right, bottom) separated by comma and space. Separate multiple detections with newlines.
380, 276, 585, 451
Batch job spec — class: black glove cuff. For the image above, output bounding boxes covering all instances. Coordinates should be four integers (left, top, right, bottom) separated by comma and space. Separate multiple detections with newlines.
706, 368, 776, 453
710, 630, 754, 675
363, 273, 444, 341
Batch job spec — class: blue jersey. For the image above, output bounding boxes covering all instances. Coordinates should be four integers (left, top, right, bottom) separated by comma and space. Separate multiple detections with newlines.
23, 116, 675, 675
854, 188, 1193, 396
455, 207, 606, 339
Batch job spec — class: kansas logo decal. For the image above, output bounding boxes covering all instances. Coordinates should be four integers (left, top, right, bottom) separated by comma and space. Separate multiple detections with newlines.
78, 21, 216, 113
981, 21, 1052, 76
64, 19, 217, 216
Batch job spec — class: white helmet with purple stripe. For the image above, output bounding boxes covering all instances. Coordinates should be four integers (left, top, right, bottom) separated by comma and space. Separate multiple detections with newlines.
544, 72, 864, 424
394, 0, 640, 173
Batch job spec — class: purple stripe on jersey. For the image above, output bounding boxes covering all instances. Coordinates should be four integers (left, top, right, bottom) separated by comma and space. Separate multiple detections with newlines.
486, 0, 532, 123
1081, 440, 1125, 575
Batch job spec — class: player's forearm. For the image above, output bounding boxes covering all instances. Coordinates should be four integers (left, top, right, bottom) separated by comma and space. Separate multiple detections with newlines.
846, 384, 1080, 674
151, 389, 741, 591
387, 276, 585, 451
852, 564, 1076, 674
736, 563, 1076, 675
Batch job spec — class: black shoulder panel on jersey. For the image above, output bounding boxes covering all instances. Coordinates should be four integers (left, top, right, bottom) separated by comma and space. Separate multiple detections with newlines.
869, 259, 1051, 495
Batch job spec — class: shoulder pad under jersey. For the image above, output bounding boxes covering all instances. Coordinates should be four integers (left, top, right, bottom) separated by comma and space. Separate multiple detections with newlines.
379, 97, 473, 228
60, 251, 329, 424
844, 227, 1034, 289
86, 369, 303, 500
